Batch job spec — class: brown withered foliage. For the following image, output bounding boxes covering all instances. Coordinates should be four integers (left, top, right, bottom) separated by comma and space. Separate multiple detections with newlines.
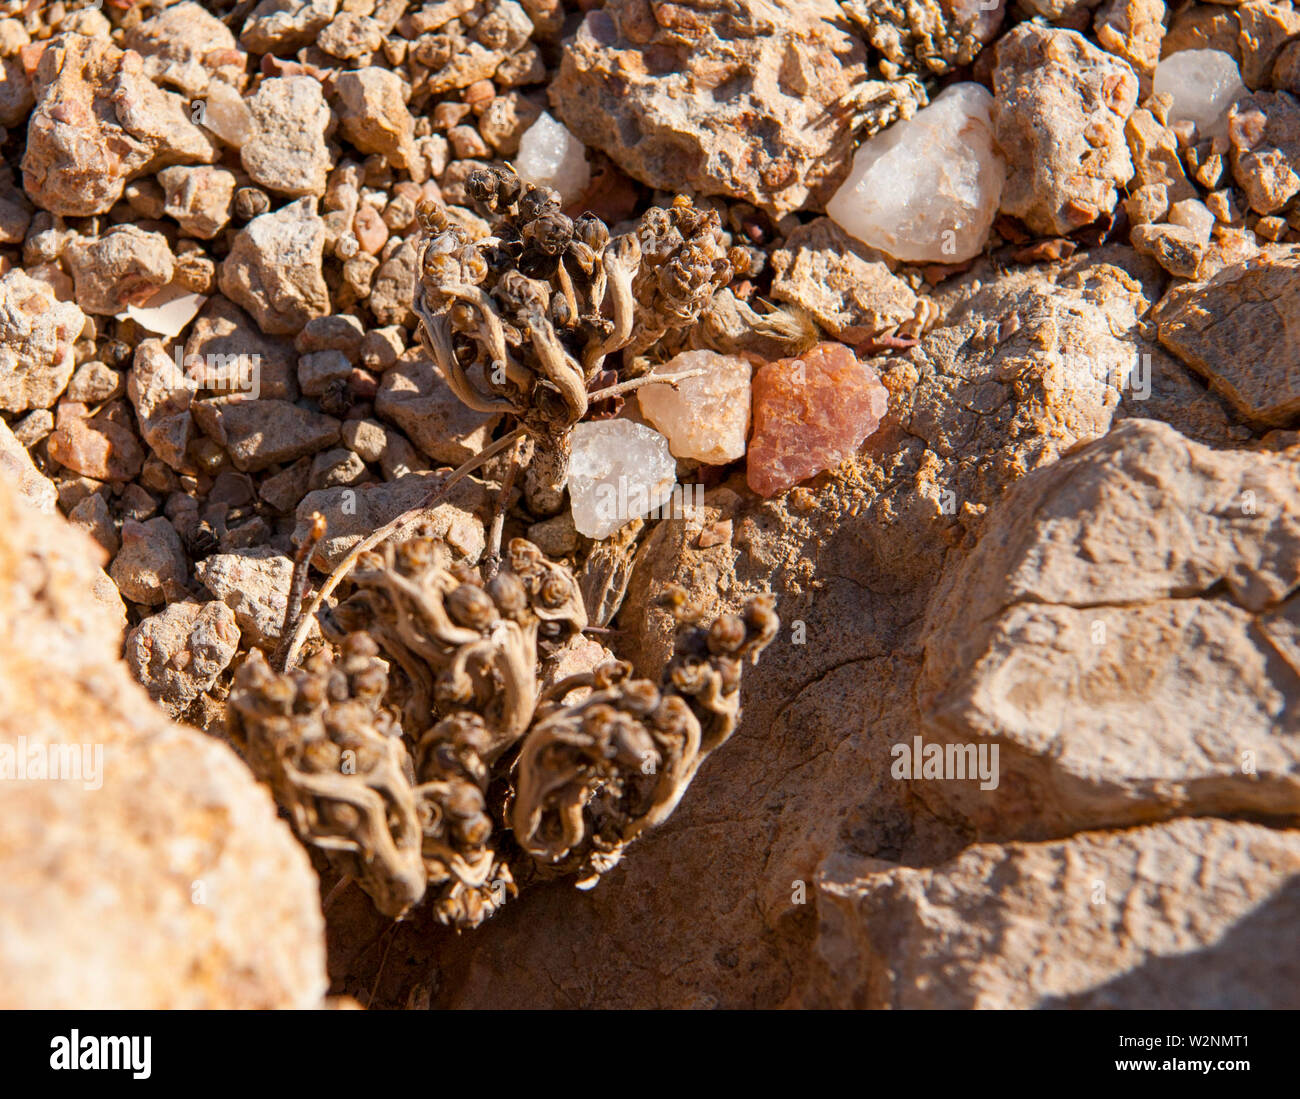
413, 166, 743, 512
230, 532, 778, 928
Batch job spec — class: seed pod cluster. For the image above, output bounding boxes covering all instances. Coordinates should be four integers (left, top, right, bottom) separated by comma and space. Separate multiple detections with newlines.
229, 535, 778, 927
412, 165, 739, 511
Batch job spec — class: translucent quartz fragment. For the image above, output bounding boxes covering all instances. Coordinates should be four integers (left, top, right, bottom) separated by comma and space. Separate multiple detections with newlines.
826, 83, 1005, 264
746, 342, 889, 498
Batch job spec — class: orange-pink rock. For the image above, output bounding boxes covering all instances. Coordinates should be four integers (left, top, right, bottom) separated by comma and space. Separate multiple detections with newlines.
746, 342, 888, 498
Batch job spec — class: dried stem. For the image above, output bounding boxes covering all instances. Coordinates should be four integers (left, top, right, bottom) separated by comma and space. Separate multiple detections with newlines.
282, 425, 528, 670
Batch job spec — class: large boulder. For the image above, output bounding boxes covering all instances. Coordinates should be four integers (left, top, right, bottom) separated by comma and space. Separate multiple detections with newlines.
0, 476, 327, 1008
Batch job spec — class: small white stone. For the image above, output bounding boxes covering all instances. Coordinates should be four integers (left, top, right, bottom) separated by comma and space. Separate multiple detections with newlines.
1154, 50, 1246, 141
515, 111, 590, 204
636, 350, 751, 465
826, 83, 1005, 264
1168, 198, 1215, 245
567, 420, 676, 540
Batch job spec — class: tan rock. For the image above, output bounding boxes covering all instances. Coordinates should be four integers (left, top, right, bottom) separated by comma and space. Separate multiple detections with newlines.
219, 198, 331, 336
334, 68, 416, 172
22, 35, 216, 217
769, 218, 927, 343
124, 1, 247, 97
993, 24, 1140, 235
0, 268, 84, 413
919, 418, 1300, 839
0, 477, 326, 1008
128, 339, 195, 471
64, 226, 175, 316
549, 0, 867, 217
109, 516, 189, 606
292, 472, 487, 570
1125, 106, 1199, 202
814, 819, 1300, 1008
157, 165, 236, 239
1094, 0, 1166, 78
1237, 0, 1300, 89
242, 76, 332, 198
0, 415, 56, 514
47, 400, 145, 483
1162, 4, 1241, 60
1227, 90, 1300, 213
124, 599, 240, 717
373, 348, 498, 465
192, 397, 340, 472
1156, 245, 1300, 423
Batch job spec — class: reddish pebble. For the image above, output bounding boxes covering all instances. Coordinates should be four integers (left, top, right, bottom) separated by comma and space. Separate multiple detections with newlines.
353, 203, 389, 255
745, 342, 888, 498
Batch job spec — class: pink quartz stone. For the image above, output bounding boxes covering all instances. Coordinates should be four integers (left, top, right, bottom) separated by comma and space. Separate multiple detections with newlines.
745, 342, 889, 498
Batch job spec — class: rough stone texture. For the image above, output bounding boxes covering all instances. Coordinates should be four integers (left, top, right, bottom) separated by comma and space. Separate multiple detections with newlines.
993, 24, 1140, 235
64, 226, 175, 316
814, 819, 1300, 1008
241, 0, 339, 56
827, 83, 1004, 264
1093, 0, 1166, 78
549, 0, 868, 217
185, 296, 298, 402
192, 397, 340, 472
47, 400, 145, 483
0, 415, 56, 514
293, 472, 487, 570
124, 599, 240, 717
0, 476, 326, 1008
1227, 90, 1300, 214
22, 34, 216, 217
747, 342, 889, 498
919, 418, 1300, 839
1130, 220, 1205, 277
243, 77, 332, 198
128, 339, 195, 471
1162, 4, 1240, 61
637, 350, 752, 464
1237, 0, 1300, 90
770, 218, 927, 343
196, 547, 294, 650
334, 68, 417, 173
1156, 246, 1300, 424
109, 516, 189, 606
124, 1, 247, 98
0, 268, 84, 413
157, 165, 237, 239
1125, 106, 1198, 203
219, 198, 331, 335
373, 349, 499, 465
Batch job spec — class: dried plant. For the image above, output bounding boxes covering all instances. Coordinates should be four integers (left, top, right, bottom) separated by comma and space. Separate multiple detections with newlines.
413, 167, 742, 512
281, 169, 750, 670
231, 533, 778, 927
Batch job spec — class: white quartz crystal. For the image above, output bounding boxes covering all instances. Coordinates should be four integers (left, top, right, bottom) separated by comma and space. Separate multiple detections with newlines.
826, 83, 1005, 264
636, 350, 752, 464
515, 112, 591, 204
567, 420, 676, 540
1153, 50, 1246, 140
